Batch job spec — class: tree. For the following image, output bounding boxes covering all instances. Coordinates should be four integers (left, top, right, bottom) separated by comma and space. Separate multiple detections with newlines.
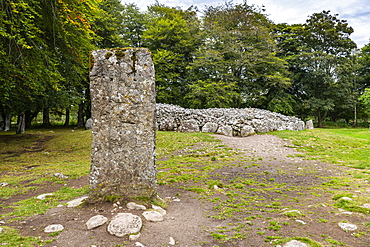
186, 3, 292, 111
282, 11, 357, 126
94, 0, 126, 48
121, 3, 147, 47
143, 4, 201, 106
0, 0, 101, 132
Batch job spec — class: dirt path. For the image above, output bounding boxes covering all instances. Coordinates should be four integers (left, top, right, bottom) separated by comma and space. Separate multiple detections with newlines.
8, 134, 370, 247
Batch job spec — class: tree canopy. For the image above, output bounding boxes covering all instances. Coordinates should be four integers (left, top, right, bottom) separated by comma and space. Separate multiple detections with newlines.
1, 1, 369, 132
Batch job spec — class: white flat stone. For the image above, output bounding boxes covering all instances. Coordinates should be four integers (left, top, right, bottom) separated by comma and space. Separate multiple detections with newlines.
36, 193, 54, 200
44, 224, 64, 233
152, 205, 166, 216
86, 215, 108, 230
129, 233, 141, 241
169, 237, 175, 245
142, 211, 163, 222
107, 213, 142, 237
67, 196, 88, 208
339, 197, 352, 201
284, 240, 309, 247
127, 202, 146, 210
338, 222, 357, 231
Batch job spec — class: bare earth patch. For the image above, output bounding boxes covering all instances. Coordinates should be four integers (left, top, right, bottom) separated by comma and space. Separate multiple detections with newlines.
3, 134, 370, 246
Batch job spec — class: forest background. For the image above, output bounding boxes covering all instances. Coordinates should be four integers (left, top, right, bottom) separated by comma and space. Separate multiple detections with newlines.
1, 0, 370, 133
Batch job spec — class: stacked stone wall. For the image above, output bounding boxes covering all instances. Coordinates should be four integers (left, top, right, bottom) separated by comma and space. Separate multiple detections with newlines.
156, 103, 305, 136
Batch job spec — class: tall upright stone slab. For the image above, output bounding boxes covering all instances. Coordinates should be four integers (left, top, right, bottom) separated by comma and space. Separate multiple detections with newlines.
89, 48, 156, 202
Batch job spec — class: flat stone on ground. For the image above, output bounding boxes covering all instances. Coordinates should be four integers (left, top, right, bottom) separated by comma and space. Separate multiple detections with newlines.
67, 196, 88, 208
107, 213, 142, 237
142, 211, 164, 222
44, 224, 64, 233
86, 215, 108, 230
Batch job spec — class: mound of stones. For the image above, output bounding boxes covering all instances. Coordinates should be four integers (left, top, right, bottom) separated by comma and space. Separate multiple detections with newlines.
156, 103, 307, 136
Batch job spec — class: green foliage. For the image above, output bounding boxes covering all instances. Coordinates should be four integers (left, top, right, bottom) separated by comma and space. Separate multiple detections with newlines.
277, 11, 357, 126
359, 88, 370, 115
143, 4, 200, 106
187, 2, 292, 110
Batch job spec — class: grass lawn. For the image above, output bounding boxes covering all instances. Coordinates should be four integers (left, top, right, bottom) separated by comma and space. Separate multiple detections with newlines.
0, 127, 369, 246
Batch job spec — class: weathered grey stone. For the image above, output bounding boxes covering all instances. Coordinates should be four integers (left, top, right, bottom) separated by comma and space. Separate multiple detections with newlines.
142, 211, 164, 222
306, 120, 314, 129
44, 224, 64, 233
127, 202, 147, 210
158, 117, 176, 131
178, 119, 199, 132
86, 215, 108, 230
169, 237, 175, 245
67, 196, 88, 208
217, 125, 233, 136
54, 173, 68, 179
283, 240, 308, 247
107, 213, 142, 237
152, 205, 166, 216
36, 193, 54, 200
89, 48, 157, 202
85, 118, 93, 130
338, 222, 357, 231
202, 122, 218, 133
240, 125, 255, 137
129, 232, 141, 241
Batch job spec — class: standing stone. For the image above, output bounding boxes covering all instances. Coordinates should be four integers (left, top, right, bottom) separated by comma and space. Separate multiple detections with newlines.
306, 119, 314, 129
89, 48, 157, 202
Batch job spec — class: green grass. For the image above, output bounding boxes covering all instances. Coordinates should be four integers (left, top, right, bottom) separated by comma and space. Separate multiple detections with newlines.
272, 128, 370, 167
1, 127, 370, 246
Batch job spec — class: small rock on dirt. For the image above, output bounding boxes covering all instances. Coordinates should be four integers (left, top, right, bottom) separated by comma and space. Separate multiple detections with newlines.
283, 240, 309, 247
169, 237, 175, 245
67, 196, 88, 208
129, 233, 141, 241
54, 173, 68, 179
44, 224, 64, 233
152, 205, 166, 216
142, 211, 164, 222
338, 222, 358, 231
36, 193, 54, 200
86, 215, 108, 230
127, 202, 146, 210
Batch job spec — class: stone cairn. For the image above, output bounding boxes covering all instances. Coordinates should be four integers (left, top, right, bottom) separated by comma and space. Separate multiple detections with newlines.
89, 48, 157, 202
156, 103, 307, 136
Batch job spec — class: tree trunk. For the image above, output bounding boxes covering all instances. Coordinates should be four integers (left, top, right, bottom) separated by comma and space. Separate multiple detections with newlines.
16, 113, 26, 134
43, 108, 51, 126
64, 108, 70, 127
77, 102, 85, 127
4, 107, 11, 131
317, 110, 328, 128
25, 111, 39, 129
352, 104, 357, 127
